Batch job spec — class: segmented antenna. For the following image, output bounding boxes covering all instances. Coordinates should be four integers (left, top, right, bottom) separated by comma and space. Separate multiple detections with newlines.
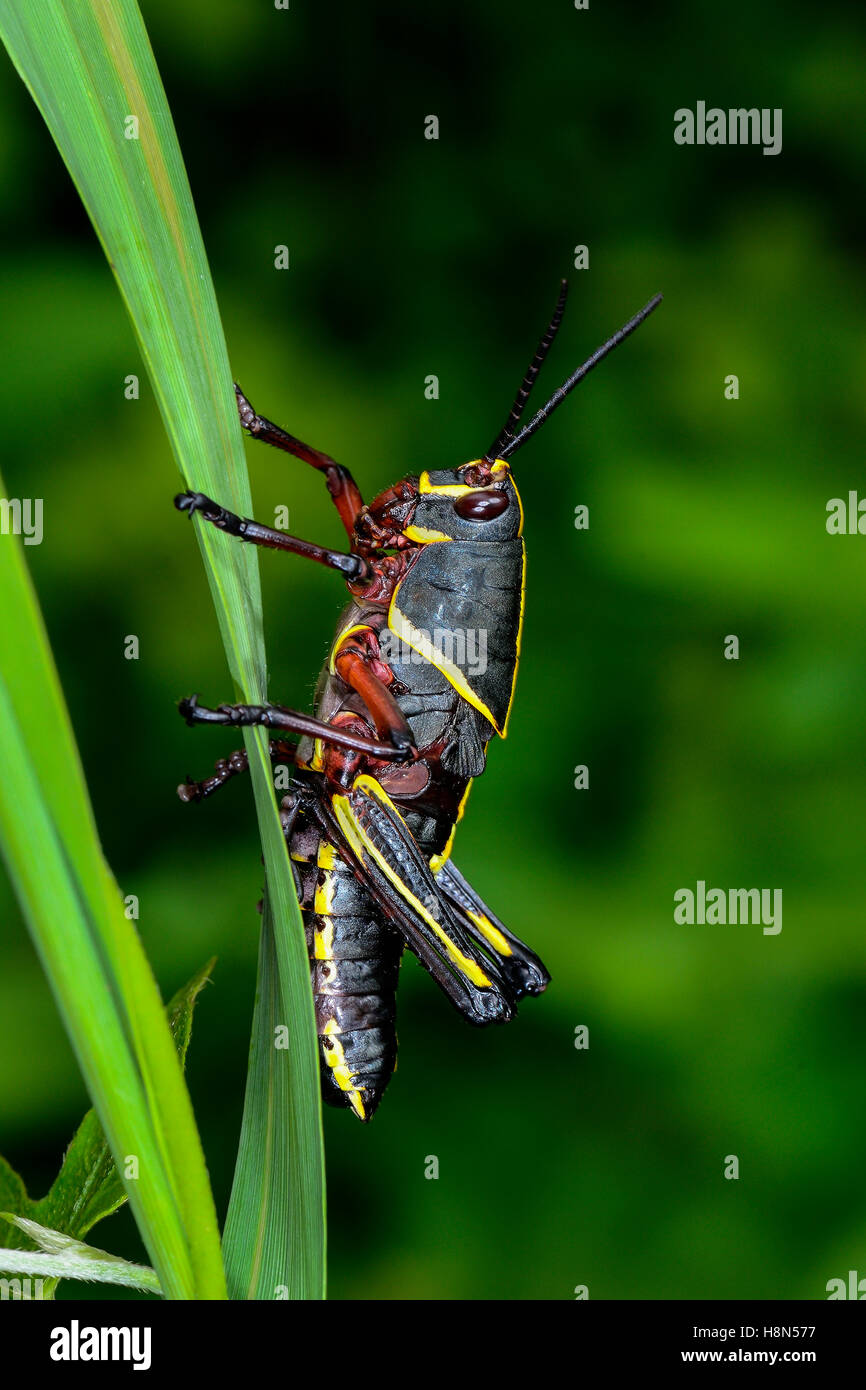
486, 279, 569, 460
499, 292, 664, 460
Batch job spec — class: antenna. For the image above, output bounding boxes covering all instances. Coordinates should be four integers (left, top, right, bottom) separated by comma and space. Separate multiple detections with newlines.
499, 293, 663, 460
486, 280, 569, 460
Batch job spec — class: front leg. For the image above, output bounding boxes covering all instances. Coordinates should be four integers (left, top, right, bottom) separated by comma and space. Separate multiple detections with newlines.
235, 384, 364, 540
175, 490, 369, 582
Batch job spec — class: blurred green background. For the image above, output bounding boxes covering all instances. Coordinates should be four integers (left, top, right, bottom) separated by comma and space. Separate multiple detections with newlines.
1, 0, 865, 1300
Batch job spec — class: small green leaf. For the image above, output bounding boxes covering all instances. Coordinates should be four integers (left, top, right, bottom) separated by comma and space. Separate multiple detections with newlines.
0, 1217, 161, 1294
165, 957, 217, 1067
31, 959, 216, 1246
0, 1157, 31, 1252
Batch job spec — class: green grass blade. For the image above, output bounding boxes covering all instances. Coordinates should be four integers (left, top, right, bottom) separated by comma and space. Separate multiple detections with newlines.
0, 960, 216, 1300
223, 892, 327, 1299
0, 0, 325, 1298
32, 959, 217, 1248
0, 489, 223, 1299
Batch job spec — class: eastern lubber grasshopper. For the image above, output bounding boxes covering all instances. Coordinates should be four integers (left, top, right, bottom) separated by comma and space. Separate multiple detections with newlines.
175, 282, 662, 1121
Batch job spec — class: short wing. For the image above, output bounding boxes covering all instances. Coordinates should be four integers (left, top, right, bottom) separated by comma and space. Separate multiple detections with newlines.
435, 859, 550, 1000
318, 773, 518, 1026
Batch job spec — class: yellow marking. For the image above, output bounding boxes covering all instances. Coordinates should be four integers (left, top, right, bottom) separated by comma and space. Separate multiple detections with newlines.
289, 851, 310, 863
429, 782, 473, 873
499, 539, 526, 737
467, 908, 512, 956
314, 870, 335, 916
317, 841, 337, 870
333, 781, 492, 988
321, 1019, 366, 1119
353, 772, 400, 805
429, 831, 455, 875
418, 461, 509, 497
332, 795, 369, 864
419, 471, 472, 497
404, 524, 453, 543
388, 598, 506, 737
347, 1092, 366, 1120
328, 621, 374, 675
311, 737, 324, 771
314, 919, 335, 960
511, 476, 525, 537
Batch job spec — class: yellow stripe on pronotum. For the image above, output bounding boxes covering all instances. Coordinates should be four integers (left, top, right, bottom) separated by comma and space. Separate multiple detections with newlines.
387, 527, 525, 737
510, 474, 525, 537
388, 598, 506, 736
505, 537, 527, 735
332, 776, 492, 989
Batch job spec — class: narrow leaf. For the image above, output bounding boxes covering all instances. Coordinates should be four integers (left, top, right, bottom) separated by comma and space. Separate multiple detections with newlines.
223, 895, 325, 1299
0, 640, 213, 1298
0, 0, 324, 1297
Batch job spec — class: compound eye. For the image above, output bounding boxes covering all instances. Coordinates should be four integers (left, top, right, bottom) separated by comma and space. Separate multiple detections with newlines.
454, 489, 509, 521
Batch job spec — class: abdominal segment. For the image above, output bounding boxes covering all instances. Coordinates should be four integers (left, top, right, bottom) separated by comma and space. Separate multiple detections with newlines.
292, 821, 402, 1122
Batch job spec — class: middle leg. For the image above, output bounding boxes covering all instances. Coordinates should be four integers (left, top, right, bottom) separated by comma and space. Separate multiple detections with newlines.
179, 694, 416, 760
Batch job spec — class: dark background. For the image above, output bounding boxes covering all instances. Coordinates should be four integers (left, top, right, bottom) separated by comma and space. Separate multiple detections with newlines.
1, 0, 865, 1299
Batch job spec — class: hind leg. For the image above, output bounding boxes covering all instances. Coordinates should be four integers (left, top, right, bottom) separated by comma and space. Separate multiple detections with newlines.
177, 738, 297, 803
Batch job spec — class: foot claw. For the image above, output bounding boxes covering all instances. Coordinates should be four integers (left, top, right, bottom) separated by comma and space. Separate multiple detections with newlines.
391, 731, 419, 762
234, 383, 256, 431
178, 694, 199, 725
174, 491, 213, 519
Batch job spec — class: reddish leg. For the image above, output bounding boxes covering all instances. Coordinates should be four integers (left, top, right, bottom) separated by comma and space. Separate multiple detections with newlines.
175, 491, 369, 582
333, 641, 417, 757
178, 739, 297, 803
178, 694, 414, 760
235, 384, 364, 540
